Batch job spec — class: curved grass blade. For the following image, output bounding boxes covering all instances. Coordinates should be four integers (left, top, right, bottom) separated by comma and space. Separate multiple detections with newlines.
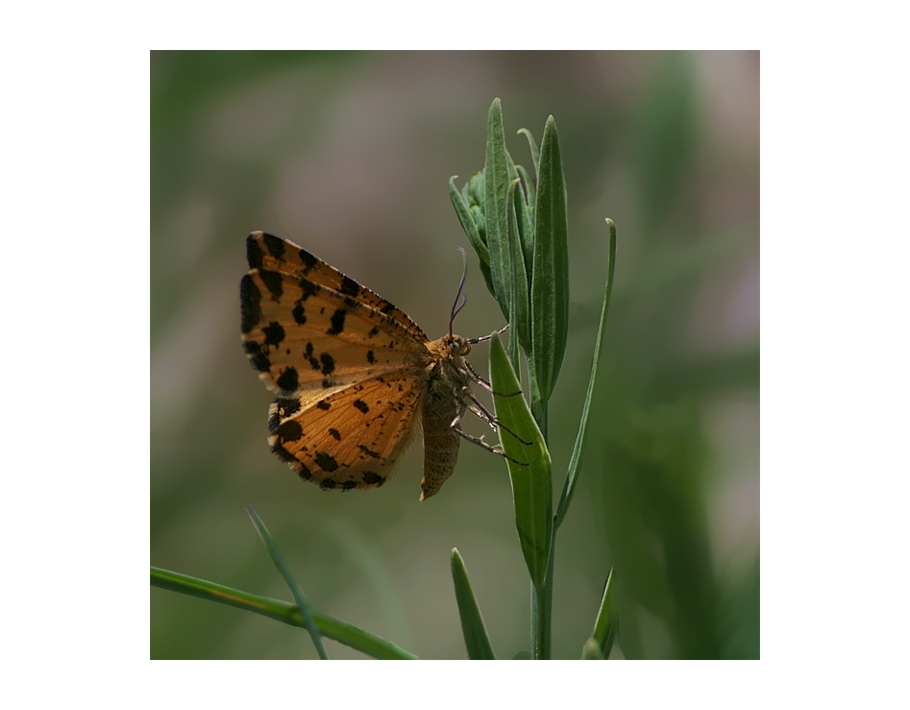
151, 566, 417, 659
589, 567, 617, 659
488, 332, 552, 589
555, 218, 617, 528
246, 505, 328, 659
530, 115, 570, 406
451, 548, 496, 660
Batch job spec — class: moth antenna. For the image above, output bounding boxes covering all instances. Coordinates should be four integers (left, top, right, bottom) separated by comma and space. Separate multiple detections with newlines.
449, 246, 469, 336
468, 323, 509, 345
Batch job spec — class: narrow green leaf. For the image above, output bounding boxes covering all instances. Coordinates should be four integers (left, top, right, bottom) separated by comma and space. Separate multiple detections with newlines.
450, 175, 497, 298
450, 548, 496, 660
590, 567, 617, 659
151, 566, 417, 660
555, 218, 616, 528
246, 505, 328, 659
484, 98, 515, 321
582, 638, 605, 659
466, 170, 485, 210
488, 332, 552, 589
517, 127, 540, 180
507, 274, 519, 371
515, 163, 537, 260
530, 115, 570, 406
449, 175, 488, 264
506, 178, 531, 360
512, 166, 535, 289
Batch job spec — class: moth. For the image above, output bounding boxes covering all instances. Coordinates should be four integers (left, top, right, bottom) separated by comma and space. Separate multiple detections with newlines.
240, 231, 517, 500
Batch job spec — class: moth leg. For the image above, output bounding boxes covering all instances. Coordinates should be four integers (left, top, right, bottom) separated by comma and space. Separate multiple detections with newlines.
464, 388, 533, 446
464, 359, 522, 397
467, 403, 497, 430
449, 399, 469, 429
454, 427, 528, 466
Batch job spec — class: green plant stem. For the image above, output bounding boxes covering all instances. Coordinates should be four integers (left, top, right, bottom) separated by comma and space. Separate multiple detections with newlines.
529, 398, 551, 659
531, 527, 555, 659
531, 398, 548, 441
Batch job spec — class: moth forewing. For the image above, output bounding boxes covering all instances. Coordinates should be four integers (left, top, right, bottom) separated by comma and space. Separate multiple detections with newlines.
246, 230, 428, 340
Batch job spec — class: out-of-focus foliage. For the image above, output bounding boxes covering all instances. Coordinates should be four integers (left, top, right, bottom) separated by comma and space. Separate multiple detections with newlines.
151, 51, 759, 659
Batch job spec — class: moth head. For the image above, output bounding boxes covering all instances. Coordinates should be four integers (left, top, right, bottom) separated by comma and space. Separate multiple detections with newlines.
445, 334, 472, 357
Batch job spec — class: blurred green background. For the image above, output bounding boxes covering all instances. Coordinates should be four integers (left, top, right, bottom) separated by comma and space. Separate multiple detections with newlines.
151, 50, 759, 659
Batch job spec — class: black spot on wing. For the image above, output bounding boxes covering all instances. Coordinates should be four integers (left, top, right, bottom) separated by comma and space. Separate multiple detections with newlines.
367, 326, 380, 338
320, 353, 335, 375
239, 275, 262, 333
315, 452, 339, 472
259, 269, 283, 301
380, 303, 395, 314
362, 471, 385, 486
342, 480, 358, 491
277, 420, 303, 442
328, 428, 341, 441
358, 444, 381, 459
298, 278, 318, 301
298, 464, 313, 481
272, 441, 298, 466
242, 341, 270, 373
268, 409, 281, 434
276, 367, 299, 392
263, 321, 285, 346
275, 397, 301, 417
268, 398, 301, 434
293, 303, 306, 324
366, 350, 375, 364
299, 249, 318, 272
246, 233, 265, 270
316, 400, 331, 411
327, 309, 347, 335
320, 477, 338, 491
353, 399, 369, 414
303, 342, 319, 370
261, 232, 286, 261
340, 275, 360, 297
